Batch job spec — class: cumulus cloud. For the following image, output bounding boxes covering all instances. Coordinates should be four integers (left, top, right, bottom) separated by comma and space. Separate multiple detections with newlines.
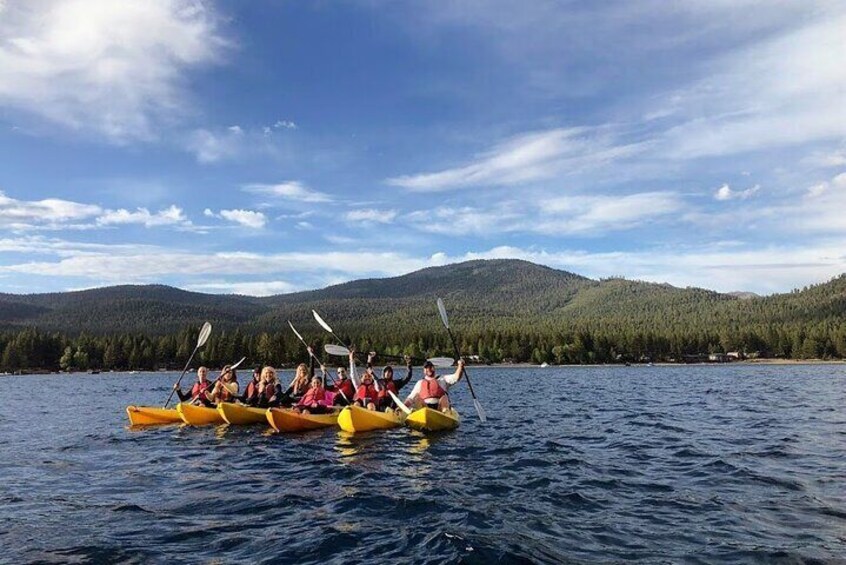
0, 0, 228, 142
345, 208, 398, 224
219, 209, 267, 229
242, 181, 332, 203
386, 127, 643, 191
185, 126, 245, 163
95, 205, 190, 228
0, 190, 102, 229
714, 183, 760, 201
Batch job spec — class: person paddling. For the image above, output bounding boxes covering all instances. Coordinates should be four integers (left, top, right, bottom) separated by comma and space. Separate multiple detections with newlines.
279, 361, 312, 407
240, 367, 262, 406
327, 366, 355, 406
295, 376, 336, 414
173, 366, 212, 406
207, 365, 239, 404
256, 366, 283, 408
351, 350, 380, 411
375, 355, 413, 412
404, 359, 464, 412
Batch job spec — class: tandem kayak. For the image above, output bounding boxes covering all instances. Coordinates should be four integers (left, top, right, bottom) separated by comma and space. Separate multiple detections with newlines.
266, 408, 340, 432
126, 405, 182, 426
217, 402, 267, 425
405, 407, 460, 432
177, 403, 225, 426
337, 405, 403, 433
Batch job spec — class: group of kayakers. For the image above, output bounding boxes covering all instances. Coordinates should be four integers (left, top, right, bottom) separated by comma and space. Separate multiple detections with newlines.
173, 348, 465, 414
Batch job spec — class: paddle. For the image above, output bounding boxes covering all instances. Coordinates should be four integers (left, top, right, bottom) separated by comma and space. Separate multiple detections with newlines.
323, 344, 455, 368
164, 322, 212, 408
437, 297, 486, 423
388, 389, 412, 415
312, 309, 379, 392
190, 356, 247, 403
288, 320, 351, 404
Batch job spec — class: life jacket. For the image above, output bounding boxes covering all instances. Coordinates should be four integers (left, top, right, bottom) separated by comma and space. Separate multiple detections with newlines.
333, 378, 355, 400
191, 380, 210, 402
300, 387, 330, 406
262, 382, 278, 401
245, 380, 259, 399
354, 381, 378, 403
217, 381, 236, 402
419, 377, 446, 405
377, 379, 398, 400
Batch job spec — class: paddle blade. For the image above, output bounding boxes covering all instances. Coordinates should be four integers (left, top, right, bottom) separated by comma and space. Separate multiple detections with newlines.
287, 320, 304, 342
428, 357, 456, 368
437, 297, 450, 329
196, 322, 212, 347
388, 390, 412, 415
230, 356, 247, 371
474, 399, 487, 423
324, 344, 350, 357
312, 309, 334, 333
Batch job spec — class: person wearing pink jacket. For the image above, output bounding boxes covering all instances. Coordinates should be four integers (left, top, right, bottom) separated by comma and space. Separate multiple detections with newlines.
295, 376, 336, 414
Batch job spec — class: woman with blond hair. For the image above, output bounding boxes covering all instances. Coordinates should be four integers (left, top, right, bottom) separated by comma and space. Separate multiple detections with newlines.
256, 366, 283, 408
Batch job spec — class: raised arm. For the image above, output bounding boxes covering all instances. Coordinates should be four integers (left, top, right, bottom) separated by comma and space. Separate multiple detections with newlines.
443, 359, 465, 386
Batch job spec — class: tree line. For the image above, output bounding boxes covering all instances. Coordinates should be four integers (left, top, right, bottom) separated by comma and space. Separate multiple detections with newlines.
2, 319, 846, 373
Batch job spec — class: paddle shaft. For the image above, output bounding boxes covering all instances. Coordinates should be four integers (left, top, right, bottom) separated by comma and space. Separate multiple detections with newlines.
444, 326, 480, 401
164, 345, 200, 408
320, 325, 381, 393
290, 328, 351, 404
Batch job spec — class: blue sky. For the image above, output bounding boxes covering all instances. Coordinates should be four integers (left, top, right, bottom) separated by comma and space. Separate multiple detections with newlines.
1, 0, 845, 296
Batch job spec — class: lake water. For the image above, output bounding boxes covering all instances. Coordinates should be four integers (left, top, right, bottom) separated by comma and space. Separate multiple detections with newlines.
1, 365, 845, 563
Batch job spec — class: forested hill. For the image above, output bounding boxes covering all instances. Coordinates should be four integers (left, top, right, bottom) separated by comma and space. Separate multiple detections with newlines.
1, 259, 846, 370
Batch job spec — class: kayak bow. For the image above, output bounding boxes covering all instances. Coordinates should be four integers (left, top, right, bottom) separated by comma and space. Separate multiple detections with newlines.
126, 405, 182, 426
266, 408, 340, 432
217, 402, 267, 425
177, 402, 225, 426
337, 405, 403, 433
405, 407, 460, 432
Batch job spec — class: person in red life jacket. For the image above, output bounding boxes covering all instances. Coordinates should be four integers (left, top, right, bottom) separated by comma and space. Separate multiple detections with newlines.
403, 359, 464, 412
256, 366, 283, 408
375, 355, 413, 411
328, 365, 355, 405
239, 367, 262, 406
207, 365, 239, 404
174, 366, 212, 406
351, 350, 380, 410
295, 376, 336, 414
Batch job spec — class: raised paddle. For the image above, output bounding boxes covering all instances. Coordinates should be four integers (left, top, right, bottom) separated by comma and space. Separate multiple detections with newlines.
164, 322, 212, 408
437, 297, 486, 423
323, 344, 455, 368
288, 320, 351, 404
312, 309, 380, 392
189, 356, 247, 403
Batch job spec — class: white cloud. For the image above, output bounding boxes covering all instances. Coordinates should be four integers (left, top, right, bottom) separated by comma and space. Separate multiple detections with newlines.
185, 280, 298, 296
345, 208, 398, 223
386, 127, 643, 191
242, 181, 332, 203
0, 190, 102, 228
274, 120, 297, 130
660, 12, 846, 158
714, 183, 760, 201
219, 209, 267, 229
95, 205, 190, 228
0, 0, 228, 142
186, 127, 244, 163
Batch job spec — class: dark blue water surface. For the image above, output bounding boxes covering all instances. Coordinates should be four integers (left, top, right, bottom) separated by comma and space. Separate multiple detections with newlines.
1, 365, 845, 564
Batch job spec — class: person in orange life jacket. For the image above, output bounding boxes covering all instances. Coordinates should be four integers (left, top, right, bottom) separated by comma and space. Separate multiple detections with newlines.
350, 350, 380, 410
403, 359, 464, 412
239, 367, 262, 406
256, 366, 283, 408
327, 365, 355, 406
374, 355, 413, 411
296, 376, 336, 414
174, 366, 213, 406
207, 365, 239, 404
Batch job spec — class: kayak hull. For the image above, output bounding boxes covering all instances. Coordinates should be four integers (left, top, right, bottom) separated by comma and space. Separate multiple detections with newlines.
266, 408, 339, 432
126, 405, 182, 426
405, 407, 460, 432
177, 403, 225, 426
217, 402, 267, 425
337, 405, 403, 433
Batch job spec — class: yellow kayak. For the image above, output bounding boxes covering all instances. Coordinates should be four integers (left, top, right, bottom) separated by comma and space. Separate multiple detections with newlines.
126, 405, 182, 426
266, 408, 340, 432
177, 403, 225, 426
337, 405, 403, 433
405, 407, 460, 432
217, 402, 267, 425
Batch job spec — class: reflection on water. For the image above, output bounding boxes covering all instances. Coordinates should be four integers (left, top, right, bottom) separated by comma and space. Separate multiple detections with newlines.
1, 365, 845, 563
